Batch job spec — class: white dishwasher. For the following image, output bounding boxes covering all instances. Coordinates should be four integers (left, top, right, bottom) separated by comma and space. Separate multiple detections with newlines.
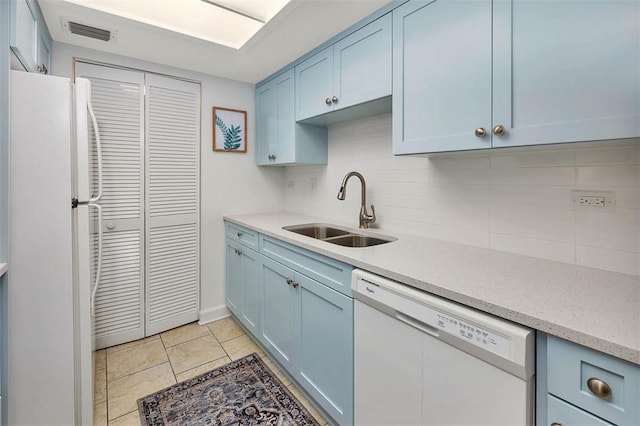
352, 269, 535, 426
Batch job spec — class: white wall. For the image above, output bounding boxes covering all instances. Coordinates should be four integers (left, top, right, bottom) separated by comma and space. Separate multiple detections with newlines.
52, 42, 286, 323
285, 114, 640, 276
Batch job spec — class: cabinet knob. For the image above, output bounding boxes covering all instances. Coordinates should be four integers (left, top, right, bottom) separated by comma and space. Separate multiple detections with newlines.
331, 96, 338, 104
550, 423, 563, 426
291, 280, 299, 288
474, 127, 487, 137
587, 377, 612, 400
286, 277, 293, 286
106, 222, 116, 230
237, 232, 243, 238
237, 249, 243, 256
325, 97, 332, 105
37, 64, 48, 75
493, 124, 506, 136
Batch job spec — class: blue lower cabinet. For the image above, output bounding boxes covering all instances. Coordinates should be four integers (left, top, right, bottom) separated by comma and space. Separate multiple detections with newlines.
259, 252, 354, 425
226, 238, 260, 336
260, 256, 297, 372
295, 273, 353, 425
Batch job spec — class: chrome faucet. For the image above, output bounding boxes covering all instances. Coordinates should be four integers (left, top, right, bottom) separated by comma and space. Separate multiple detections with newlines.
337, 171, 376, 228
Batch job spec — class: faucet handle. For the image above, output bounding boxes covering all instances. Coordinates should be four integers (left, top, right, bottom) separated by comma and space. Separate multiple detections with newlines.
365, 204, 376, 224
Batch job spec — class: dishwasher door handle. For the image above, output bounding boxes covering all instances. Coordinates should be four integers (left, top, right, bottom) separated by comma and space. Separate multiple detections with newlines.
396, 311, 439, 337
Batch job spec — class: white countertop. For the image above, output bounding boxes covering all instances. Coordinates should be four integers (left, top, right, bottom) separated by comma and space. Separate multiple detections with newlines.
224, 212, 640, 365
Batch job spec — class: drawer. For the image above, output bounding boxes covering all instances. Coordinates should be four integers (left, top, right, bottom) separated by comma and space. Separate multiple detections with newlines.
547, 335, 640, 425
260, 235, 353, 296
547, 395, 613, 426
225, 222, 258, 250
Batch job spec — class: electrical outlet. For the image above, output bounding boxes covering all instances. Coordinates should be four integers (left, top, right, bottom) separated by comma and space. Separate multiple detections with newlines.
571, 190, 615, 212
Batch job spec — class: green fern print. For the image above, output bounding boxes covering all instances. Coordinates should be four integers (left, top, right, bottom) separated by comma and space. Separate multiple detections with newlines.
215, 115, 242, 150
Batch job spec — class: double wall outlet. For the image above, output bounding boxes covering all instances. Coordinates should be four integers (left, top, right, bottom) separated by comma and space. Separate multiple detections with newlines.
571, 190, 615, 212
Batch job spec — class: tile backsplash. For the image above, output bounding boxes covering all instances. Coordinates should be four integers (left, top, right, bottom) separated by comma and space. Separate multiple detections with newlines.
285, 114, 640, 276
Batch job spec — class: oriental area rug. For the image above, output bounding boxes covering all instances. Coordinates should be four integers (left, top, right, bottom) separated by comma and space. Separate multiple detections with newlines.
137, 353, 321, 426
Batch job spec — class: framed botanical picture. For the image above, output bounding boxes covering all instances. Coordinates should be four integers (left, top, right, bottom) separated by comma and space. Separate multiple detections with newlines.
213, 106, 247, 152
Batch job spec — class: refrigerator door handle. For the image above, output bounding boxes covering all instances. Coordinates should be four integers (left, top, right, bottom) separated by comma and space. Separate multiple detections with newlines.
88, 202, 103, 317
87, 82, 103, 203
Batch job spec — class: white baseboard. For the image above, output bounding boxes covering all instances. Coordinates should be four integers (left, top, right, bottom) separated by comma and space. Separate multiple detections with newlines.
198, 305, 230, 325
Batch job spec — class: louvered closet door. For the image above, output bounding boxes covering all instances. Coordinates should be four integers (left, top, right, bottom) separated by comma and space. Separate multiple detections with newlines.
76, 63, 146, 349
145, 74, 200, 335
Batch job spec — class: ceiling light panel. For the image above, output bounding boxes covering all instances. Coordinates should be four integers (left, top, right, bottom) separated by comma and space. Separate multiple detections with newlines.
62, 0, 291, 49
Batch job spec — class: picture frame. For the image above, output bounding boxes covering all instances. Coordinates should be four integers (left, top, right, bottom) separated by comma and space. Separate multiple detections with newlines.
213, 106, 247, 153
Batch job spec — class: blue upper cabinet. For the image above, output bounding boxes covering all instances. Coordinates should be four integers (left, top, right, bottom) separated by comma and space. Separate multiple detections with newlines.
393, 0, 640, 154
10, 0, 51, 74
296, 13, 392, 122
256, 69, 328, 166
295, 47, 334, 121
392, 0, 492, 154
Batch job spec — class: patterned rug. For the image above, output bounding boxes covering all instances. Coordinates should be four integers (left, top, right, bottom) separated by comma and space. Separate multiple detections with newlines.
137, 353, 321, 426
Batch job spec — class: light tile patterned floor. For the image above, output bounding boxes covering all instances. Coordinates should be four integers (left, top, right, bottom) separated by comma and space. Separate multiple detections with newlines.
93, 316, 329, 426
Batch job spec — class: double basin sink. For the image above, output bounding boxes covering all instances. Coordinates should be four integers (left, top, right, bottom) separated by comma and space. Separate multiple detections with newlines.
283, 223, 397, 247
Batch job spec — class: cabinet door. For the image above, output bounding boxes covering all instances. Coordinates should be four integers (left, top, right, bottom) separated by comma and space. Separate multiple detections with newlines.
36, 30, 50, 74
10, 0, 38, 71
256, 70, 296, 165
240, 246, 260, 336
547, 395, 613, 426
333, 13, 392, 111
226, 239, 244, 318
492, 0, 640, 148
295, 273, 353, 425
295, 47, 334, 121
256, 80, 277, 165
260, 256, 296, 371
392, 0, 492, 154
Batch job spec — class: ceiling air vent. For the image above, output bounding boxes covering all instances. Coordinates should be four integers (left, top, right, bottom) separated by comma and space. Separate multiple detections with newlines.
62, 18, 117, 42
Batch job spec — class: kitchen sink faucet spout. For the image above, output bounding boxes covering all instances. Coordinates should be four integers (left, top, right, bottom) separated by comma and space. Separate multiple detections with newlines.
337, 171, 376, 228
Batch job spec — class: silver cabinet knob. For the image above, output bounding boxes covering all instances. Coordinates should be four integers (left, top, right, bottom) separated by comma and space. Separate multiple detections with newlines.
587, 377, 612, 400
331, 96, 338, 104
286, 277, 293, 286
493, 124, 506, 136
106, 222, 115, 230
325, 97, 332, 105
237, 232, 243, 238
550, 423, 563, 426
291, 281, 299, 288
37, 64, 48, 74
474, 127, 487, 137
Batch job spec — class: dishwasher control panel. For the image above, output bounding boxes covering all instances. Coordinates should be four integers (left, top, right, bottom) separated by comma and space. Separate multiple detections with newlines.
435, 312, 510, 358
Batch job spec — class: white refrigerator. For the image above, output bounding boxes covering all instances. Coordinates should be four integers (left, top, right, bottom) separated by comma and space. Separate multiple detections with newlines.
9, 70, 103, 425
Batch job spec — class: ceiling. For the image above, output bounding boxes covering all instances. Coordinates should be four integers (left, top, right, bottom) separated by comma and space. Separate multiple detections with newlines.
38, 0, 392, 84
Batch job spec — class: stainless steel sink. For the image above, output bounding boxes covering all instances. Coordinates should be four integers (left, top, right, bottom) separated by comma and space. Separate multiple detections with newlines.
325, 235, 391, 247
282, 223, 396, 247
283, 224, 349, 239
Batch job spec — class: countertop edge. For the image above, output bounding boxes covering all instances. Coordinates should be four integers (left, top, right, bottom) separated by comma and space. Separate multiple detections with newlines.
224, 214, 640, 365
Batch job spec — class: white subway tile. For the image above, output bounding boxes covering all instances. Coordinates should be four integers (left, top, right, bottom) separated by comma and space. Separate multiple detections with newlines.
576, 245, 640, 276
490, 150, 575, 168
490, 203, 575, 243
428, 155, 490, 169
576, 145, 640, 165
576, 209, 640, 253
490, 167, 575, 186
430, 167, 491, 185
576, 165, 640, 187
490, 233, 576, 264
491, 185, 574, 208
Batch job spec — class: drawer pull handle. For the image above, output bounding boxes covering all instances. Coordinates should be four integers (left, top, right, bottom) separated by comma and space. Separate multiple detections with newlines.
587, 377, 612, 400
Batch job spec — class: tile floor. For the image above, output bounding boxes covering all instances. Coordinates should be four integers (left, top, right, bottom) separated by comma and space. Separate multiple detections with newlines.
93, 316, 329, 425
